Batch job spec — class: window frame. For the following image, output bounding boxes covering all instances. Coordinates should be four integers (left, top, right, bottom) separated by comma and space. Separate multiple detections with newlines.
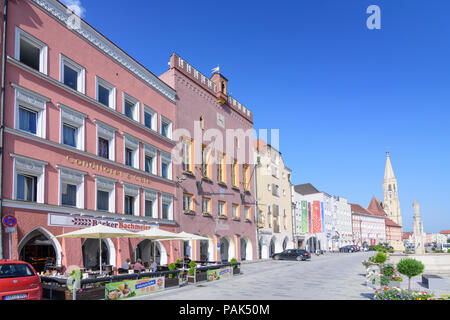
123, 133, 139, 169
160, 116, 172, 139
95, 175, 116, 213
15, 27, 48, 74
60, 54, 85, 93
96, 76, 116, 109
123, 182, 140, 216
96, 120, 116, 161
59, 104, 86, 151
123, 93, 140, 122
57, 165, 86, 209
143, 105, 157, 131
12, 154, 47, 204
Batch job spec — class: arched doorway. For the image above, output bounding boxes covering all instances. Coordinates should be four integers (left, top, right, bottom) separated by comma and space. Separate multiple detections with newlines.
200, 238, 213, 261
19, 227, 62, 273
307, 236, 319, 253
82, 239, 115, 270
240, 237, 253, 261
135, 240, 161, 265
220, 237, 229, 262
282, 237, 289, 251
269, 237, 276, 257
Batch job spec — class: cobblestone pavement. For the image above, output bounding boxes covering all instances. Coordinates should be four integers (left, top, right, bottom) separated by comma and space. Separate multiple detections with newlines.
131, 252, 376, 300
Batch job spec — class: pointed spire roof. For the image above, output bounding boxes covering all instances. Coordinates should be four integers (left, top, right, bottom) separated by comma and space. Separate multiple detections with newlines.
384, 151, 396, 180
367, 196, 387, 217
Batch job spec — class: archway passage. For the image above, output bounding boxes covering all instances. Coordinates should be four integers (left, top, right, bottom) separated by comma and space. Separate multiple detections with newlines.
82, 239, 109, 270
220, 237, 229, 262
135, 240, 161, 265
19, 233, 56, 273
282, 237, 289, 251
307, 236, 319, 253
269, 237, 276, 257
199, 239, 210, 261
240, 238, 247, 261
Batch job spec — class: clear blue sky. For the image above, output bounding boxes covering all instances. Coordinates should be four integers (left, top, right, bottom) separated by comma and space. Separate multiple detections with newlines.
65, 0, 450, 233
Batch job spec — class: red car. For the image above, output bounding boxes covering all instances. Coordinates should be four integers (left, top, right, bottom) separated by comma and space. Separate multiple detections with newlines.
0, 260, 42, 300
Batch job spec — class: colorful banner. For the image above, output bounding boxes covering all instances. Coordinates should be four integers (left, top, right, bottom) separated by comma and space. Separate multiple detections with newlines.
105, 277, 165, 300
321, 202, 325, 233
307, 202, 312, 233
206, 267, 233, 282
313, 201, 321, 233
301, 201, 308, 233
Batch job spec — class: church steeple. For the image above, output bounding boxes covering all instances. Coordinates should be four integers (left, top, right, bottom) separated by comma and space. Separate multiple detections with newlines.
382, 151, 402, 227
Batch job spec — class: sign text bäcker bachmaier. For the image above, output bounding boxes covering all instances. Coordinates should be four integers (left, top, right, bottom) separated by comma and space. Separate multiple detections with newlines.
66, 155, 151, 185
48, 213, 158, 231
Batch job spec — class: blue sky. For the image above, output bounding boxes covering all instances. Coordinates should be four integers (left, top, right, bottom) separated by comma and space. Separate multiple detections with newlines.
66, 0, 450, 233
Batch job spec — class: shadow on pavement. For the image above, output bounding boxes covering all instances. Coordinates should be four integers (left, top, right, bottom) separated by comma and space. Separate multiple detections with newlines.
360, 292, 374, 300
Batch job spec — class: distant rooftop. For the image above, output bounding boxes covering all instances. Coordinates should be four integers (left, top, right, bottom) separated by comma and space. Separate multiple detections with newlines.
294, 183, 320, 195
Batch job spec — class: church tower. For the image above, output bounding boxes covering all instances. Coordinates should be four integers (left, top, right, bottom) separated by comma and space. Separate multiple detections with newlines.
382, 152, 402, 227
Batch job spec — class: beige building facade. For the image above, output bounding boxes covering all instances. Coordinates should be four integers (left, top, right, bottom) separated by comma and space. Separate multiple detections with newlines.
254, 140, 294, 259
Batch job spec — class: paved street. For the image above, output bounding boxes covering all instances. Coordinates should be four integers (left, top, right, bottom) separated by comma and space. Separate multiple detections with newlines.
131, 252, 375, 300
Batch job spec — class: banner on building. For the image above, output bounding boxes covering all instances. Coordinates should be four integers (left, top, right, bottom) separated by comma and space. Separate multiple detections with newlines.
301, 201, 308, 233
308, 202, 312, 233
48, 213, 158, 231
321, 202, 325, 233
105, 277, 165, 300
313, 201, 321, 233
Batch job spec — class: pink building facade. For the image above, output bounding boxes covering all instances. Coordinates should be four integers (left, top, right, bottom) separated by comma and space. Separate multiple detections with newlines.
159, 54, 257, 262
0, 0, 180, 272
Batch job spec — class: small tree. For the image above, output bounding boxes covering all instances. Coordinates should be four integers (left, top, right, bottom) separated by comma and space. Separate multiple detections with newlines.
374, 252, 387, 265
168, 263, 176, 278
397, 258, 425, 291
230, 258, 238, 269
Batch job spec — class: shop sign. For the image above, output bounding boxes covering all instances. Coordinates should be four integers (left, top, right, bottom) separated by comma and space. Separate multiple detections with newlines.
206, 267, 233, 282
48, 213, 158, 231
105, 277, 164, 300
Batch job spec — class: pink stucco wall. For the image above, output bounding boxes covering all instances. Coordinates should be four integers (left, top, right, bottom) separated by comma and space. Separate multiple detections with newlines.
1, 0, 179, 268
159, 54, 257, 262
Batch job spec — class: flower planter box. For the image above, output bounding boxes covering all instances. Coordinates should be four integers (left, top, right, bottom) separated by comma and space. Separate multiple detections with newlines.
42, 284, 106, 300
164, 277, 179, 288
196, 271, 207, 282
187, 275, 196, 284
232, 267, 240, 275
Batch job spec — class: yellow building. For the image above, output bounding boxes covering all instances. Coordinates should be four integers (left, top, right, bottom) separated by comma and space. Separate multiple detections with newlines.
254, 140, 294, 259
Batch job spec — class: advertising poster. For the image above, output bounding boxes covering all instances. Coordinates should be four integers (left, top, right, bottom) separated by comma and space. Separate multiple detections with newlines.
105, 277, 164, 300
313, 201, 321, 233
301, 201, 308, 233
321, 202, 325, 233
206, 267, 233, 282
308, 202, 312, 233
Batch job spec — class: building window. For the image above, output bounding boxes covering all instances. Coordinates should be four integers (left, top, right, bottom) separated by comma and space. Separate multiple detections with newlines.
183, 193, 194, 212
96, 121, 116, 161
124, 195, 134, 215
243, 164, 250, 191
125, 148, 133, 167
161, 151, 172, 180
161, 117, 172, 139
60, 105, 86, 151
123, 183, 140, 216
217, 153, 226, 184
96, 77, 116, 109
143, 106, 157, 131
15, 28, 48, 74
96, 176, 116, 213
59, 166, 85, 208
12, 154, 46, 204
161, 193, 173, 220
201, 146, 211, 178
60, 55, 85, 93
144, 143, 157, 175
218, 201, 226, 217
16, 174, 37, 202
123, 94, 139, 122
182, 138, 194, 173
14, 84, 48, 138
124, 133, 140, 169
232, 204, 240, 219
202, 197, 211, 214
231, 159, 239, 188
144, 189, 158, 218
244, 206, 251, 220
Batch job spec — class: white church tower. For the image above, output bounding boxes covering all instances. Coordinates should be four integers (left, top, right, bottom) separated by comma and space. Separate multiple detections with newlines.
382, 152, 403, 227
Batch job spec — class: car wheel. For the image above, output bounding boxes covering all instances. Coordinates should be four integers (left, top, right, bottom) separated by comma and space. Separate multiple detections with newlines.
274, 255, 280, 260
296, 256, 302, 261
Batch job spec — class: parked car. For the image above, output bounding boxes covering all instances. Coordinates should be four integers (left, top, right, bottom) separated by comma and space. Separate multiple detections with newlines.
352, 245, 360, 252
272, 249, 311, 261
0, 260, 42, 300
339, 245, 355, 252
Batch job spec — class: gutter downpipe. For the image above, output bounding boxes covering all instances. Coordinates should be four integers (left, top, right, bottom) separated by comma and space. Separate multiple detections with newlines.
0, 0, 8, 259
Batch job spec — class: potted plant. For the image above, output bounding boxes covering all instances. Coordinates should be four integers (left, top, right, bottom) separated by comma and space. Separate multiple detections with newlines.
175, 258, 182, 269
187, 261, 197, 283
230, 258, 240, 275
165, 263, 179, 288
397, 258, 425, 291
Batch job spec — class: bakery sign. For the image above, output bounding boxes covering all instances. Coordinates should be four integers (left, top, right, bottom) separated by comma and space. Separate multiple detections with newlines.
48, 213, 158, 231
